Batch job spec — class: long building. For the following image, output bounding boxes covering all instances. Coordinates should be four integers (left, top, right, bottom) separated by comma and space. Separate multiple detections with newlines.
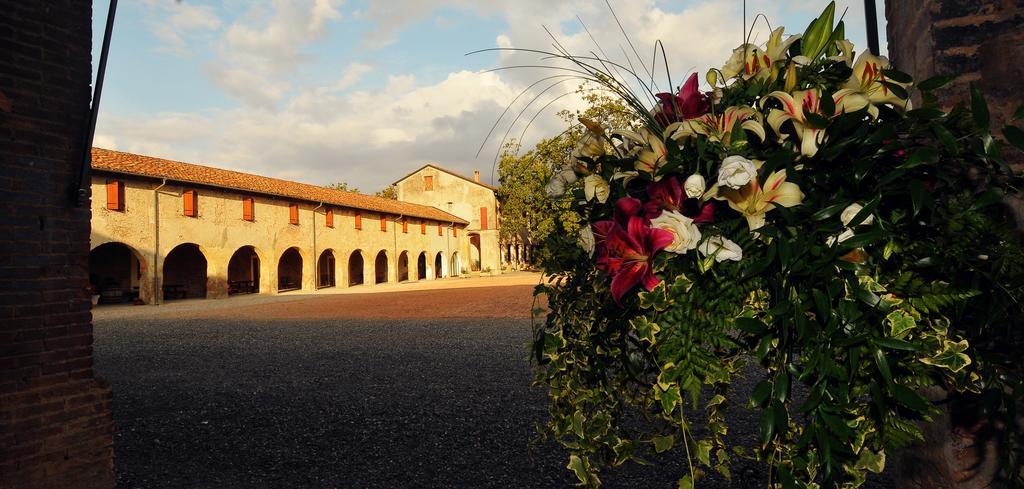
88, 148, 498, 304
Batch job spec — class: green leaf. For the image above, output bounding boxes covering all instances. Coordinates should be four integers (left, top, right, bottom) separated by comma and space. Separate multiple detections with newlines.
920, 339, 972, 372
873, 348, 893, 388
653, 434, 675, 453
881, 81, 909, 100
1014, 105, 1024, 120
855, 449, 887, 473
875, 337, 919, 352
735, 317, 768, 336
760, 406, 777, 445
630, 316, 661, 344
971, 84, 990, 129
812, 201, 850, 221
892, 384, 931, 412
882, 69, 912, 84
678, 475, 694, 489
969, 189, 1003, 211
917, 74, 955, 91
909, 180, 928, 217
751, 380, 772, 408
805, 112, 831, 129
774, 373, 790, 404
886, 310, 916, 338
898, 146, 939, 169
933, 124, 958, 154
1003, 125, 1024, 151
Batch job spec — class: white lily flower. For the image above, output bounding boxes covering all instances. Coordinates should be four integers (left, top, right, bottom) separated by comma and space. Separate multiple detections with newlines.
840, 203, 874, 227
826, 228, 856, 247
699, 236, 743, 262
583, 175, 610, 203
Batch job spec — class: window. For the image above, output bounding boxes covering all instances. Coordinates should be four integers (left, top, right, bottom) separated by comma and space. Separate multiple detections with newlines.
325, 208, 334, 228
402, 217, 408, 233
289, 203, 299, 225
421, 221, 426, 235
380, 215, 387, 232
183, 190, 198, 217
105, 180, 124, 211
453, 226, 458, 237
355, 211, 362, 230
424, 175, 434, 191
480, 207, 488, 230
438, 224, 443, 236
242, 197, 254, 221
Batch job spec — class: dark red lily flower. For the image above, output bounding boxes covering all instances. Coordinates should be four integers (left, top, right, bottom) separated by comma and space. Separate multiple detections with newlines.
643, 176, 683, 219
593, 197, 644, 257
653, 73, 710, 126
595, 213, 673, 305
681, 199, 716, 224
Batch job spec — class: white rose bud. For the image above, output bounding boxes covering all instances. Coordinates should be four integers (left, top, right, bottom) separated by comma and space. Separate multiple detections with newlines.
545, 169, 578, 197
649, 210, 702, 254
684, 174, 706, 199
698, 236, 743, 262
717, 155, 758, 189
578, 225, 596, 257
840, 203, 874, 227
826, 228, 856, 247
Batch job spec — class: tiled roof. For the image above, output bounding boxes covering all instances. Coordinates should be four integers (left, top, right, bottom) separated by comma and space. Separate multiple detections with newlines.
91, 148, 469, 225
393, 164, 499, 192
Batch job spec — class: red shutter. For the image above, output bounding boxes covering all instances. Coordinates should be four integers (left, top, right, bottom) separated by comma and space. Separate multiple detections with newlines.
402, 218, 408, 233
380, 215, 387, 232
355, 212, 362, 230
243, 198, 254, 221
325, 209, 334, 228
106, 180, 123, 211
453, 226, 458, 237
480, 207, 488, 230
183, 190, 197, 217
438, 224, 443, 236
421, 221, 426, 234
289, 204, 299, 224
424, 175, 433, 191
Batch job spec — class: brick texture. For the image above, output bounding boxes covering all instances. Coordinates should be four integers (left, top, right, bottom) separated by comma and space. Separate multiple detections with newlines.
0, 2, 115, 488
885, 0, 1024, 141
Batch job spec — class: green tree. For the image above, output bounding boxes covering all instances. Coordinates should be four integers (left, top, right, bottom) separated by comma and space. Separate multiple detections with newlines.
497, 89, 639, 258
374, 185, 398, 200
325, 181, 358, 193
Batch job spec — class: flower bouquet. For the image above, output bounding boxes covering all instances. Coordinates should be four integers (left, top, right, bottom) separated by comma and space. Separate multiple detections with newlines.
530, 3, 1024, 487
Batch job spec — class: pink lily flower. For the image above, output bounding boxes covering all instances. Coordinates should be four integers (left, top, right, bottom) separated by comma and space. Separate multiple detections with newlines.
644, 176, 716, 223
596, 215, 674, 305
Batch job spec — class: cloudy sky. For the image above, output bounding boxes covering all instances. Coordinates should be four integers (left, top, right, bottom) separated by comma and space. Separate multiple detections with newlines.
92, 0, 887, 192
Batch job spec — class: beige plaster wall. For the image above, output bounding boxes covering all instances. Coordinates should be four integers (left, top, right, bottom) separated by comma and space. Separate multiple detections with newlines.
395, 167, 501, 273
90, 175, 468, 304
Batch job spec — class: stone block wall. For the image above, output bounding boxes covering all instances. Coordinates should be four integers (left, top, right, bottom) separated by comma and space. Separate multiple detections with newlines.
0, 1, 116, 488
885, 0, 1024, 135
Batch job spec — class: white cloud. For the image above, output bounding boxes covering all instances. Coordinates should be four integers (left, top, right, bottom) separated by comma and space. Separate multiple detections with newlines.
145, 1, 222, 56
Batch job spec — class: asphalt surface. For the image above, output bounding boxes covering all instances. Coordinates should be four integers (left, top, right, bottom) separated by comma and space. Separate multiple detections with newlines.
92, 279, 894, 488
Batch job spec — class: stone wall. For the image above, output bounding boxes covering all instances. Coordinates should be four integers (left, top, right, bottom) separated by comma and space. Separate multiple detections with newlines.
0, 2, 115, 488
885, 0, 1024, 136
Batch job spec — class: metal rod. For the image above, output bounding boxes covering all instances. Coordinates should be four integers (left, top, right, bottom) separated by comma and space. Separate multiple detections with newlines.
77, 0, 118, 206
864, 0, 880, 56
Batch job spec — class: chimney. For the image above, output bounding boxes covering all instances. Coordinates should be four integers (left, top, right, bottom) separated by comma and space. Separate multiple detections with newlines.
473, 170, 480, 182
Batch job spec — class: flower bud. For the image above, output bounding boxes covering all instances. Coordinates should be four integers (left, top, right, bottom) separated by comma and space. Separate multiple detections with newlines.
684, 174, 706, 199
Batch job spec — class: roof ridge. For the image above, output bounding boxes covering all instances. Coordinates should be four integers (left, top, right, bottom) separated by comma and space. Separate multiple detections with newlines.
91, 148, 469, 225
392, 163, 499, 191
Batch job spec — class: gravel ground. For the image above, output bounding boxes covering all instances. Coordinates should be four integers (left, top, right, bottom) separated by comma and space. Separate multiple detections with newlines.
93, 278, 892, 488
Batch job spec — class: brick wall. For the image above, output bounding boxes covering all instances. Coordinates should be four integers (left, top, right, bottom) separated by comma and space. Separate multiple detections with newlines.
0, 2, 115, 488
885, 0, 1024, 135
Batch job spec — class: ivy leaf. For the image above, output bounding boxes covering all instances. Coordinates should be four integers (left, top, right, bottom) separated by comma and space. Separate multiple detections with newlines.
630, 316, 661, 345
920, 339, 972, 372
886, 310, 916, 338
696, 439, 713, 465
566, 455, 599, 486
653, 435, 675, 453
855, 449, 887, 473
678, 475, 695, 489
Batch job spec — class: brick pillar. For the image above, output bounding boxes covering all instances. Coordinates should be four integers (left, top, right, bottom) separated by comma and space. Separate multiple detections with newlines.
0, 2, 116, 488
885, 0, 1024, 136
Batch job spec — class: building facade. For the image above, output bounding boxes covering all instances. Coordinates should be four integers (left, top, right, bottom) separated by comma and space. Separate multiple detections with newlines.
393, 165, 504, 273
89, 149, 472, 305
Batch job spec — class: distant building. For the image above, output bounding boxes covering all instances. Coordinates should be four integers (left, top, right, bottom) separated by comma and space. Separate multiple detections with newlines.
393, 164, 505, 273
89, 148, 475, 304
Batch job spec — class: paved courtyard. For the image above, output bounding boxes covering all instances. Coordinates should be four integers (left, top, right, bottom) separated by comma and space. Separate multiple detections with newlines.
93, 273, 892, 488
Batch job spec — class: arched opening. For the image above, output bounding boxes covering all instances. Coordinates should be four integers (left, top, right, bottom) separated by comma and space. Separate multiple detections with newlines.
417, 252, 427, 281
469, 233, 482, 271
277, 247, 303, 291
227, 246, 260, 295
397, 251, 410, 282
348, 250, 364, 286
163, 243, 207, 300
318, 249, 336, 288
89, 242, 145, 304
434, 252, 444, 279
374, 250, 389, 284
451, 252, 462, 277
